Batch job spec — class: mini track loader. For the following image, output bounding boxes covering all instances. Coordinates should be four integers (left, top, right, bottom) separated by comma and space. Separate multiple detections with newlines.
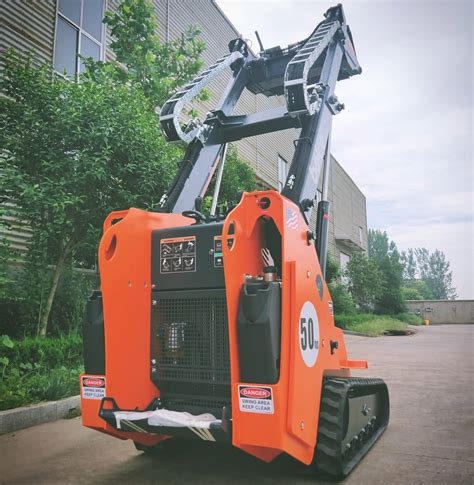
81, 4, 389, 478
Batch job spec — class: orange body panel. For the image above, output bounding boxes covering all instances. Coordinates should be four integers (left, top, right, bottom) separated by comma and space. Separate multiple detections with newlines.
81, 193, 366, 458
81, 208, 191, 445
222, 191, 360, 464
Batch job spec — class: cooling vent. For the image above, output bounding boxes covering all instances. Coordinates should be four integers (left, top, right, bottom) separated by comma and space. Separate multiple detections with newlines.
151, 289, 231, 417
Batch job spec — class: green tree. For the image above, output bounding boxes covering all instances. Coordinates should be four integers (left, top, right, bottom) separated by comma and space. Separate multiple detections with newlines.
345, 252, 383, 311
325, 254, 340, 285
368, 229, 405, 314
1, 0, 258, 337
102, 0, 206, 107
400, 247, 456, 300
401, 248, 417, 280
0, 0, 208, 336
414, 248, 456, 299
368, 228, 391, 260
401, 279, 434, 300
0, 53, 183, 336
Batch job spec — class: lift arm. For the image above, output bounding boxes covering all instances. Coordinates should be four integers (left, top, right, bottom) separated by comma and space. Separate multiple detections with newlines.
157, 4, 361, 264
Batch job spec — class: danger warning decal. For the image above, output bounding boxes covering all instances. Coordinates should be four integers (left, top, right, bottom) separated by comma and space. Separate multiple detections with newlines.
81, 376, 106, 400
238, 385, 274, 414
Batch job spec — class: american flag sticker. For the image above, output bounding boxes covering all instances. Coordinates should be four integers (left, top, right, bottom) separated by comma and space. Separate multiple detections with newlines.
285, 207, 299, 230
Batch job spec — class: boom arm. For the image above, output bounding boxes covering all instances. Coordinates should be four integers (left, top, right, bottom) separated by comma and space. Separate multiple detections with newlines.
157, 4, 361, 232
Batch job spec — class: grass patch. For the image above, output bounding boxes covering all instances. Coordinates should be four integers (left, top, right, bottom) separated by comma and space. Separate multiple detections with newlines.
335, 313, 421, 336
346, 316, 408, 337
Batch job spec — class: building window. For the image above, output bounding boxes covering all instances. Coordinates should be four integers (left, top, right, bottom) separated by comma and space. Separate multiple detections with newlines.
359, 226, 363, 245
278, 155, 288, 192
340, 251, 350, 284
54, 0, 104, 77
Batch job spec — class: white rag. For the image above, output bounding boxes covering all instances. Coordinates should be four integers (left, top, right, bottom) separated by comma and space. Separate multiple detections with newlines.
114, 409, 220, 430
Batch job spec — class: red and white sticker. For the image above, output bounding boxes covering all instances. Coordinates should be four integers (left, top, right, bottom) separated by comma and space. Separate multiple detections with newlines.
81, 376, 106, 400
238, 385, 274, 414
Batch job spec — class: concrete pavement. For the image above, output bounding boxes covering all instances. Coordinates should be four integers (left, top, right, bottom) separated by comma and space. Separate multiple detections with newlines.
0, 325, 473, 484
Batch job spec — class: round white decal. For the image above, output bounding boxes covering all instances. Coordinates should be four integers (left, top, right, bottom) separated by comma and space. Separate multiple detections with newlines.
299, 301, 320, 367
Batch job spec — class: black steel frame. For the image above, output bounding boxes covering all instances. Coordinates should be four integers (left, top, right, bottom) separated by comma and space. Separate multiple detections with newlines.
157, 4, 361, 272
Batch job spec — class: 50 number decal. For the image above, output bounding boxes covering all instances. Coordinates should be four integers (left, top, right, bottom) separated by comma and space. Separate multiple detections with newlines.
299, 301, 320, 367
300, 317, 316, 351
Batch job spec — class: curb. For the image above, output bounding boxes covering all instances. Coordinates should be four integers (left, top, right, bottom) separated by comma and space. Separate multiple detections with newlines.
343, 328, 417, 337
0, 395, 81, 435
343, 329, 373, 337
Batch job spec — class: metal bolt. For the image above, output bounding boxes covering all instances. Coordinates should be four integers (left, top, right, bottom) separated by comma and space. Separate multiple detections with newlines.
300, 421, 305, 430
152, 300, 157, 306
306, 271, 310, 278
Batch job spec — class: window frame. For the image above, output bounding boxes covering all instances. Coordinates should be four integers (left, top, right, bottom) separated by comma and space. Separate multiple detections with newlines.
53, 0, 106, 78
340, 251, 350, 285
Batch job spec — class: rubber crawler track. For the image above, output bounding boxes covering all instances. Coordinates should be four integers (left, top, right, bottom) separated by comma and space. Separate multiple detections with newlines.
313, 377, 390, 479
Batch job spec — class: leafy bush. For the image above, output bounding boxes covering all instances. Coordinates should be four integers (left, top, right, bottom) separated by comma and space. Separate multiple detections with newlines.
393, 312, 423, 326
1, 334, 83, 369
0, 366, 82, 410
0, 334, 83, 410
26, 367, 82, 402
401, 286, 423, 300
329, 282, 357, 316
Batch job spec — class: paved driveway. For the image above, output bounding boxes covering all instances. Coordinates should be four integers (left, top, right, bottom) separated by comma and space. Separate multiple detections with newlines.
1, 325, 473, 484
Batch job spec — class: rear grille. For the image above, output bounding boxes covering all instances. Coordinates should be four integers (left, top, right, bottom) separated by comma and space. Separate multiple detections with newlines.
151, 289, 231, 416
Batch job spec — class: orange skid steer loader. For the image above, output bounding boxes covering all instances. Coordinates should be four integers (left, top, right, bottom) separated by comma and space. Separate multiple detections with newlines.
81, 4, 389, 478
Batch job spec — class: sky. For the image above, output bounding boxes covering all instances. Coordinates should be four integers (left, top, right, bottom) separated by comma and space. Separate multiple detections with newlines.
217, 0, 473, 298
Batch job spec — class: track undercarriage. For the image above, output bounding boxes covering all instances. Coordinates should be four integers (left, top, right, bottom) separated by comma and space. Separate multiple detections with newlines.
315, 378, 390, 478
